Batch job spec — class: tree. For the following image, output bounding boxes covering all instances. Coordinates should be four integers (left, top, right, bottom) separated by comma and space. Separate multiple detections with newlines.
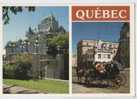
16, 53, 32, 63
3, 6, 35, 25
14, 61, 32, 80
114, 23, 129, 68
3, 53, 33, 80
47, 32, 69, 56
15, 53, 33, 79
3, 64, 16, 79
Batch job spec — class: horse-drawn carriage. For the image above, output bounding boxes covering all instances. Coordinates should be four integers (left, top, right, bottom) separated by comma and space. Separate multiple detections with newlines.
76, 61, 127, 88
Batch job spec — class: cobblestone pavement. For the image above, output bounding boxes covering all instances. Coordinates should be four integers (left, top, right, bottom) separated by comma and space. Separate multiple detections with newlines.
3, 84, 45, 94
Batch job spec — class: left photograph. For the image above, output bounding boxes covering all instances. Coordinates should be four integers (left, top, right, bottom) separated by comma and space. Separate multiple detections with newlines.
3, 6, 69, 94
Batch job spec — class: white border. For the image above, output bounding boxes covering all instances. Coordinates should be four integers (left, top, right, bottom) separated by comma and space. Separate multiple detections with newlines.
69, 5, 72, 95
0, 2, 136, 98
0, 6, 2, 95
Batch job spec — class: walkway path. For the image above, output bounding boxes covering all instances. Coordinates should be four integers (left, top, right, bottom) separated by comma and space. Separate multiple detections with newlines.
3, 84, 45, 94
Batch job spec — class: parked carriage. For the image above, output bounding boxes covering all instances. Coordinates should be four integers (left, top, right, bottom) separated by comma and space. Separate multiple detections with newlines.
76, 61, 127, 88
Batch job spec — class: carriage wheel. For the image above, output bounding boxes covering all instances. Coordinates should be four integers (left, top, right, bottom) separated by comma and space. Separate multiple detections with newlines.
113, 73, 127, 88
116, 73, 127, 86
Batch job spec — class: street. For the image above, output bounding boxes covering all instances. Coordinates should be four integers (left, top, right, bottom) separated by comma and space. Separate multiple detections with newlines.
72, 82, 129, 93
72, 68, 130, 93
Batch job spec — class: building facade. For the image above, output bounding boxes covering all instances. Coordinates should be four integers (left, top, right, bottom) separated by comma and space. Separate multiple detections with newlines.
72, 54, 77, 67
77, 40, 119, 68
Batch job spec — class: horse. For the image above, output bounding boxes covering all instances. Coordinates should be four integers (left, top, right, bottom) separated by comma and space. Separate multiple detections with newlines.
76, 67, 85, 83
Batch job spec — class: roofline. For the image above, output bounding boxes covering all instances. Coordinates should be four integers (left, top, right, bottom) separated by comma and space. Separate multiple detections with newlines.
77, 39, 119, 44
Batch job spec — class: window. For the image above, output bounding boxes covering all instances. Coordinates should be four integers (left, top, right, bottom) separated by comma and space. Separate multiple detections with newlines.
98, 54, 101, 59
87, 43, 88, 46
108, 54, 111, 59
104, 54, 106, 58
109, 45, 112, 49
89, 54, 92, 59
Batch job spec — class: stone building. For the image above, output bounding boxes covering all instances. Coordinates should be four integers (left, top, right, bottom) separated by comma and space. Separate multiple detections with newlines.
72, 54, 77, 67
77, 40, 119, 68
4, 14, 68, 80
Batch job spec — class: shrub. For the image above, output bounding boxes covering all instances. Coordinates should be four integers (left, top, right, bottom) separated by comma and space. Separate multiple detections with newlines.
14, 61, 32, 80
3, 57, 32, 80
3, 64, 16, 79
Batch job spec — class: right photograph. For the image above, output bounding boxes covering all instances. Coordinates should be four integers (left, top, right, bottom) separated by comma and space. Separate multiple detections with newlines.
71, 5, 135, 94
72, 22, 130, 93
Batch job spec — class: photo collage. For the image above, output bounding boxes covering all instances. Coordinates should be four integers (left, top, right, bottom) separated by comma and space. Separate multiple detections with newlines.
0, 4, 135, 96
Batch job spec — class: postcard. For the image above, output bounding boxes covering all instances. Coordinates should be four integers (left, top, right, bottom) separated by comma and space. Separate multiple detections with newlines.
0, 2, 136, 99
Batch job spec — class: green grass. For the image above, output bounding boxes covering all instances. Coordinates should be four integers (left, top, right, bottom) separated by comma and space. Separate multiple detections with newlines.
4, 79, 69, 93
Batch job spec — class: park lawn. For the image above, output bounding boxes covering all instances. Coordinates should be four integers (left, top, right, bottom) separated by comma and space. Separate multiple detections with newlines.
4, 79, 69, 93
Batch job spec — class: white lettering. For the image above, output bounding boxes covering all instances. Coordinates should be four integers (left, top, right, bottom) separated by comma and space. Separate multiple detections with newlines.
76, 10, 85, 20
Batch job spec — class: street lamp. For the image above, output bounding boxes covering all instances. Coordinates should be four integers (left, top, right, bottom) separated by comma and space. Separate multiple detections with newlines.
23, 40, 30, 53
8, 43, 13, 54
34, 38, 39, 79
34, 34, 41, 53
56, 45, 62, 79
57, 45, 61, 55
35, 39, 39, 53
20, 41, 24, 53
34, 34, 42, 79
26, 41, 30, 53
8, 43, 13, 63
8, 42, 16, 63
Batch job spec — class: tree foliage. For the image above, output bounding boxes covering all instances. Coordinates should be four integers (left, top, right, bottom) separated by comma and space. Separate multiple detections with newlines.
47, 33, 69, 56
3, 53, 33, 80
48, 33, 68, 47
114, 23, 129, 68
16, 53, 32, 63
3, 64, 16, 79
14, 61, 32, 80
3, 6, 35, 25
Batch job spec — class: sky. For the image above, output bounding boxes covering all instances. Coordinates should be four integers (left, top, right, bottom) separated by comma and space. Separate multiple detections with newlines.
72, 22, 124, 54
3, 6, 69, 46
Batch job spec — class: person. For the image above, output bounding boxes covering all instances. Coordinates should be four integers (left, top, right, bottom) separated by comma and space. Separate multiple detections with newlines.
95, 62, 106, 74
